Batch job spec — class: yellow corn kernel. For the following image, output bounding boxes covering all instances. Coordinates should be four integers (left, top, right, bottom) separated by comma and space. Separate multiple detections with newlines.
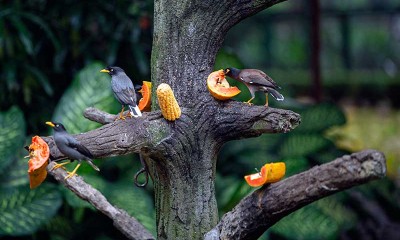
156, 83, 181, 121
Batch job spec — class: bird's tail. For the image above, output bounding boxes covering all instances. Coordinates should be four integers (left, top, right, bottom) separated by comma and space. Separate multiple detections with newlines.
86, 159, 100, 171
129, 105, 142, 117
268, 88, 284, 101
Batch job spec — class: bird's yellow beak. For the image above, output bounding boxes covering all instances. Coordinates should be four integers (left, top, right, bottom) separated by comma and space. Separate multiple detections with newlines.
100, 69, 110, 73
45, 121, 55, 128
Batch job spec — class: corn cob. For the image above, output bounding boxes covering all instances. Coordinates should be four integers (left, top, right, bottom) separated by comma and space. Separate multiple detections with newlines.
156, 83, 181, 121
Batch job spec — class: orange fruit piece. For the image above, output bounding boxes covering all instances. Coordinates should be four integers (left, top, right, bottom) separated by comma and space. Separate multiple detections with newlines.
207, 70, 241, 100
138, 81, 152, 112
244, 162, 286, 187
27, 136, 50, 189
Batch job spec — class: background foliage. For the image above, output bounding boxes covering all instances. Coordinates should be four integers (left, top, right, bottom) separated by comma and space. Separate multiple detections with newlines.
1, 0, 399, 239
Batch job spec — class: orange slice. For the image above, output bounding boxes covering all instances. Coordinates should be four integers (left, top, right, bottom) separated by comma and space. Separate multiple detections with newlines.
138, 81, 152, 112
207, 70, 241, 100
244, 162, 286, 187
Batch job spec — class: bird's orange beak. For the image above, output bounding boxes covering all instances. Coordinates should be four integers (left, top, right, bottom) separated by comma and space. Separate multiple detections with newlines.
45, 121, 55, 128
100, 69, 110, 73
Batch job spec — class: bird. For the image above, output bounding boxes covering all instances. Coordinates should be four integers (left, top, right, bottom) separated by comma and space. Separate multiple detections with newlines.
224, 67, 284, 107
46, 121, 99, 179
100, 66, 142, 119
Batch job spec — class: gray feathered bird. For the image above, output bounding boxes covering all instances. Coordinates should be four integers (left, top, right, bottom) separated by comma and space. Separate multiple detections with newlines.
46, 121, 99, 179
100, 66, 142, 119
224, 67, 284, 106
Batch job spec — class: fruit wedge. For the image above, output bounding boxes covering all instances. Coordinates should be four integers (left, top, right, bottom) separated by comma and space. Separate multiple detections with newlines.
244, 162, 286, 187
207, 70, 241, 100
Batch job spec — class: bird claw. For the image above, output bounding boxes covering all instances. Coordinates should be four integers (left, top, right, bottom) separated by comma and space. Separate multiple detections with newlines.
244, 101, 253, 106
116, 114, 126, 121
125, 112, 133, 118
51, 161, 69, 171
64, 172, 77, 180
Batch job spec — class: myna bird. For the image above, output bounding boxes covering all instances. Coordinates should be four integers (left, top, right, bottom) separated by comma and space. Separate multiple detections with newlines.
46, 121, 99, 179
224, 67, 284, 106
100, 66, 142, 119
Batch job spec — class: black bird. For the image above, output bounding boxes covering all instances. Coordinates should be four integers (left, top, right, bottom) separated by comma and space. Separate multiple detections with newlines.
100, 66, 142, 119
224, 67, 284, 106
46, 121, 99, 179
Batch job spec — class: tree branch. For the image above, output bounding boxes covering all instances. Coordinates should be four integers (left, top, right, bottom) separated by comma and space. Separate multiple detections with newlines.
206, 150, 386, 240
215, 102, 301, 141
43, 109, 168, 160
47, 161, 155, 240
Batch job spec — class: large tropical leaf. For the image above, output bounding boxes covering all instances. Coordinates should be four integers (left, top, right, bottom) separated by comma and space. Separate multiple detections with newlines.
0, 106, 26, 173
0, 184, 62, 236
52, 62, 119, 133
281, 157, 309, 177
296, 103, 346, 133
271, 196, 356, 239
107, 181, 156, 235
279, 134, 331, 158
0, 154, 29, 190
216, 174, 252, 215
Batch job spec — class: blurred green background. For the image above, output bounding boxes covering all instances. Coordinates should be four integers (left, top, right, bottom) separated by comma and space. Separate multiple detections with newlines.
1, 0, 399, 239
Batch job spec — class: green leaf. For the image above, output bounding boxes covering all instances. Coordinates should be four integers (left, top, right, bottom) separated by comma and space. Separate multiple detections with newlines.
281, 157, 309, 177
107, 181, 156, 235
0, 184, 62, 236
214, 48, 244, 71
296, 103, 346, 133
0, 106, 26, 173
271, 197, 356, 240
52, 62, 119, 133
216, 174, 252, 215
24, 65, 54, 96
9, 16, 33, 55
0, 154, 29, 189
19, 12, 61, 51
279, 134, 331, 158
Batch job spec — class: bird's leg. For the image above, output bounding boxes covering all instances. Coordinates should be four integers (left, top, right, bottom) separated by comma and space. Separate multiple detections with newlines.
125, 111, 133, 118
264, 93, 269, 107
65, 163, 82, 179
117, 106, 126, 120
51, 160, 71, 171
245, 97, 255, 105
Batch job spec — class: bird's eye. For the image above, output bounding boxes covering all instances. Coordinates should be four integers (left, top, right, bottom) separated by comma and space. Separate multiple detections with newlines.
110, 69, 114, 72
56, 125, 59, 127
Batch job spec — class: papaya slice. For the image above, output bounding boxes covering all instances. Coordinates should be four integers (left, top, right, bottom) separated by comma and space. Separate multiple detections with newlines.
207, 70, 241, 100
244, 162, 286, 187
27, 136, 50, 189
138, 81, 152, 112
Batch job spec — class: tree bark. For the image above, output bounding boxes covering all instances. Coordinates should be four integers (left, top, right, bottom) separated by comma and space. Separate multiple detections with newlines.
149, 2, 287, 236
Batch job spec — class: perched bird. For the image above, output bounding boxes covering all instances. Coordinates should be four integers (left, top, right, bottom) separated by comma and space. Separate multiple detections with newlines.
46, 121, 99, 179
100, 66, 142, 119
224, 67, 284, 106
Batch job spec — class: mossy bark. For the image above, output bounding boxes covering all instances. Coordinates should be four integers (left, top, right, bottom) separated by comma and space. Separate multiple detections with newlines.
150, 0, 288, 238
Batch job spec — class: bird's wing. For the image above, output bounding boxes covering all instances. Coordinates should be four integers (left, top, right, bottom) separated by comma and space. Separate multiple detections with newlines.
112, 78, 138, 106
250, 69, 267, 78
241, 75, 275, 88
66, 137, 94, 159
